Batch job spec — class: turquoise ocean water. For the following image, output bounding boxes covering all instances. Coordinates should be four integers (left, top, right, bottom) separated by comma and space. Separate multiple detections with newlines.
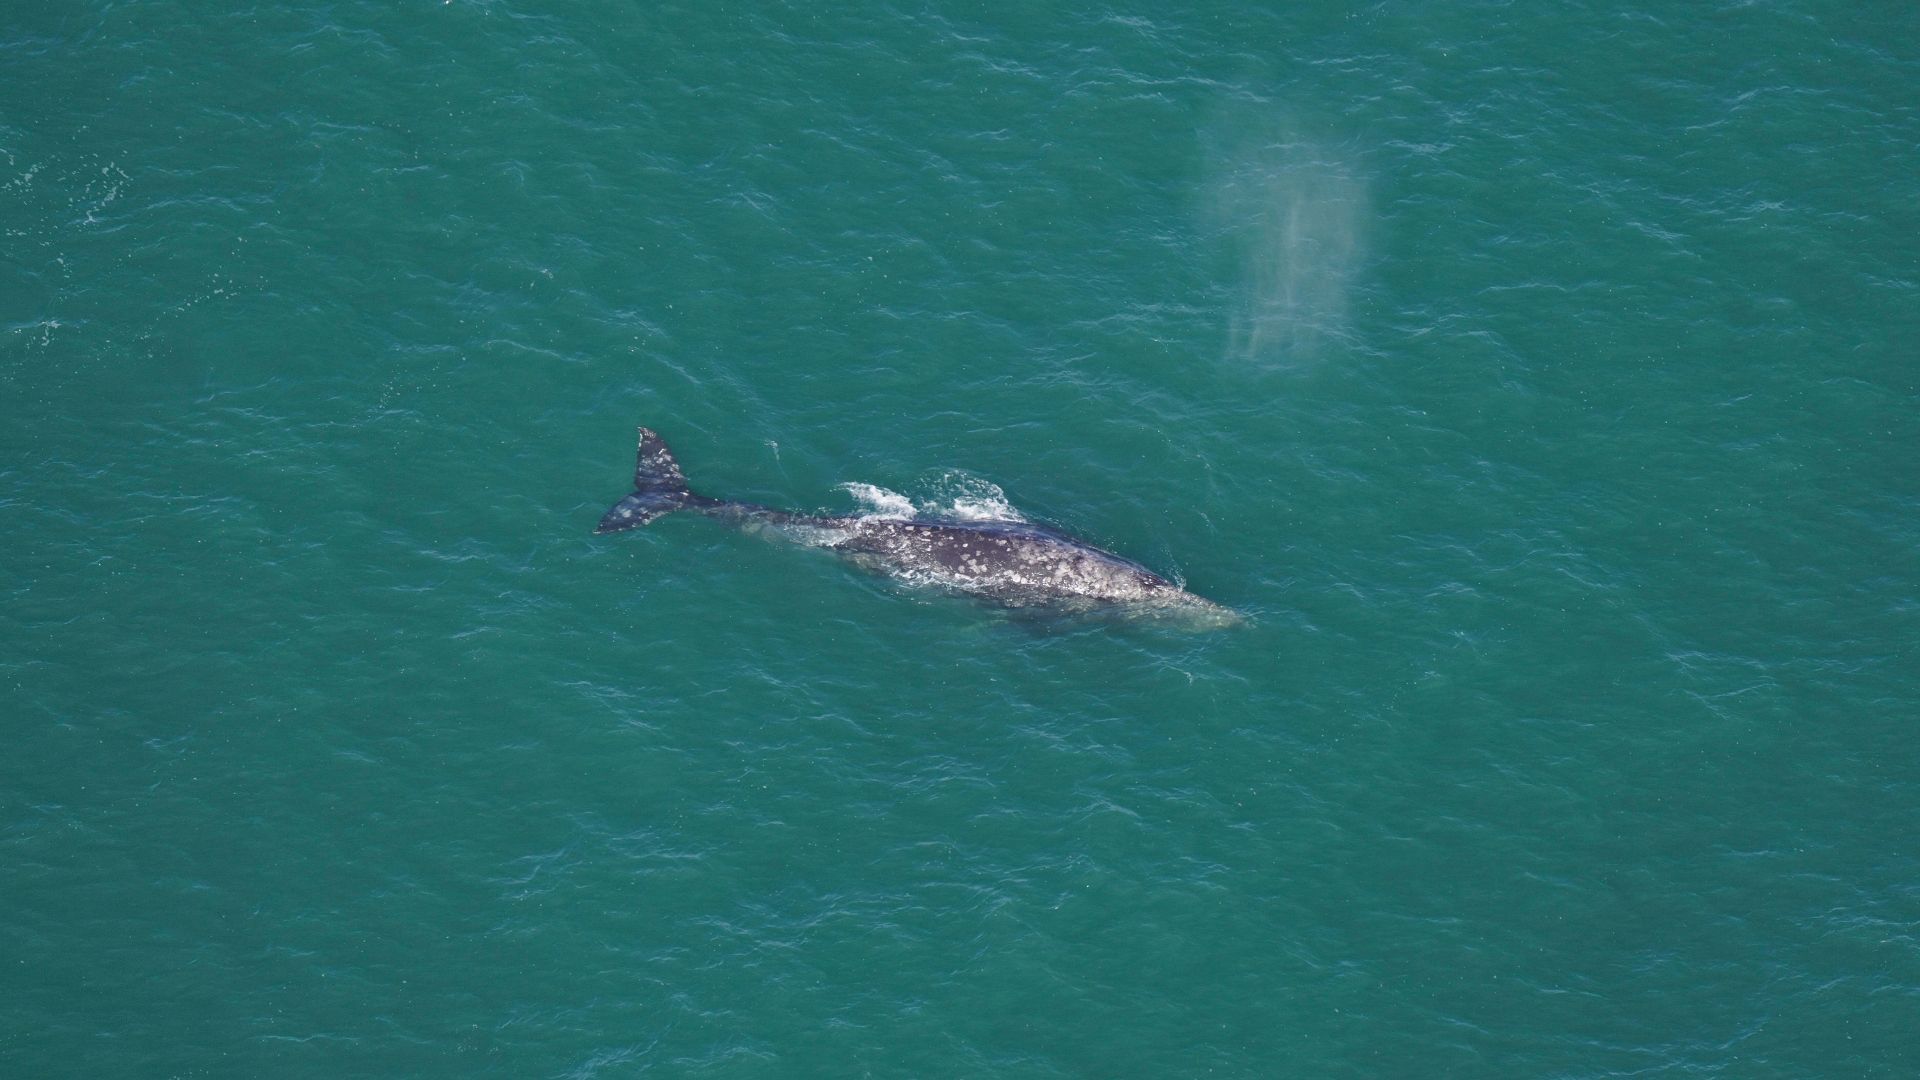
5, 2, 1917, 1075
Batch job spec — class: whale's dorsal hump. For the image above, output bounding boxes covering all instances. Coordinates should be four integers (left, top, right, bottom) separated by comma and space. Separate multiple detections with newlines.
634, 427, 686, 491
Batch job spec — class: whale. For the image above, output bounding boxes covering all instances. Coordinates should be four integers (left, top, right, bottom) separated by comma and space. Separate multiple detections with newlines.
596, 427, 1238, 623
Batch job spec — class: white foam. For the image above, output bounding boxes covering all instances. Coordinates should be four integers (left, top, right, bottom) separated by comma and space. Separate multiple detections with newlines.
930, 472, 1025, 523
836, 482, 916, 520
837, 474, 1027, 523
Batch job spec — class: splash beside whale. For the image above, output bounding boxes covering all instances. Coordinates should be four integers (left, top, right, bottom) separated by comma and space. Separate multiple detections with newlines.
595, 428, 1239, 625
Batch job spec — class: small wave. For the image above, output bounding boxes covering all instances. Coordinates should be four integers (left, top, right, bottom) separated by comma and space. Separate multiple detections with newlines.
837, 473, 1026, 523
836, 482, 916, 520
930, 471, 1026, 522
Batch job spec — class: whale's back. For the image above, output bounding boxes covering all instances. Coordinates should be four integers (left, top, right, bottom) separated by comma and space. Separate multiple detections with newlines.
831, 518, 1191, 609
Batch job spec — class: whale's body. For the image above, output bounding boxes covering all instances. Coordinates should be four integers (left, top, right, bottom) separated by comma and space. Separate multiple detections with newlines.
596, 428, 1236, 622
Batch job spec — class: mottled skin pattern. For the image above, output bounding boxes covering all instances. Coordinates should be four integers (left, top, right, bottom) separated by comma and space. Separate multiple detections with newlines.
829, 519, 1180, 607
597, 428, 1235, 620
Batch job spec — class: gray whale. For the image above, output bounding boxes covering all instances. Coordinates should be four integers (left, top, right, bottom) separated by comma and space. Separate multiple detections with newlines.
596, 428, 1237, 623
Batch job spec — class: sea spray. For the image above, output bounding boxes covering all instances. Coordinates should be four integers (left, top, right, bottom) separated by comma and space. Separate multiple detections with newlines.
1208, 127, 1367, 364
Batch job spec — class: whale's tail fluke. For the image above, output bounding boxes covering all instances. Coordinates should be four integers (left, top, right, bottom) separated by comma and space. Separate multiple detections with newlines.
596, 427, 696, 533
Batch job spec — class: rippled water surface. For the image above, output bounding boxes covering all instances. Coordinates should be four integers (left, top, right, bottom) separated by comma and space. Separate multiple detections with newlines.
5, 2, 1917, 1076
